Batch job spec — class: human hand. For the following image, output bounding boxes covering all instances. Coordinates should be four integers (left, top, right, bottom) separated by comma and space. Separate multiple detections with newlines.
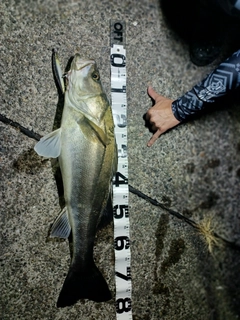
146, 86, 180, 146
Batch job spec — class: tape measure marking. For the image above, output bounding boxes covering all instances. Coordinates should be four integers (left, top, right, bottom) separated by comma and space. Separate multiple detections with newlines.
110, 20, 132, 320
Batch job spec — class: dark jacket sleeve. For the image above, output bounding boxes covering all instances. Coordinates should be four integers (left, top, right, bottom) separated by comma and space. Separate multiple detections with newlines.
172, 50, 240, 122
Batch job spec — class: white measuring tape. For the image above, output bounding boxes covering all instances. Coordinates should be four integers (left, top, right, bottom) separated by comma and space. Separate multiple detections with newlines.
110, 21, 132, 320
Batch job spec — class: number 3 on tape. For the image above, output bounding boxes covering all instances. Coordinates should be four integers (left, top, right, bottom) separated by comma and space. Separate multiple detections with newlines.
110, 20, 132, 320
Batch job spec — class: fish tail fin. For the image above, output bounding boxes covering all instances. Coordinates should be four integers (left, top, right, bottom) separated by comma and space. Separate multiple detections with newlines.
57, 262, 111, 307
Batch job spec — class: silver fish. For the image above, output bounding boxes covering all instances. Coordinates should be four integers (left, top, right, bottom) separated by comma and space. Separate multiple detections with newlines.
35, 51, 117, 307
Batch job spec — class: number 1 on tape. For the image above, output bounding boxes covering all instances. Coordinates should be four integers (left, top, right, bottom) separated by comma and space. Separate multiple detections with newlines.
110, 20, 132, 320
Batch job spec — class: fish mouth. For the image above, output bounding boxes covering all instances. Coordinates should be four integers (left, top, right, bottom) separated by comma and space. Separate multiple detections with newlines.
72, 54, 95, 71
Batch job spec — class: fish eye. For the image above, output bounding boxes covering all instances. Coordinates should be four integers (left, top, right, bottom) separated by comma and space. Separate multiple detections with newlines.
92, 71, 100, 81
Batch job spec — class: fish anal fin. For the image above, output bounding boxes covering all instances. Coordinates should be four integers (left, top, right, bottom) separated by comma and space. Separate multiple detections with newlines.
34, 128, 61, 158
49, 207, 71, 239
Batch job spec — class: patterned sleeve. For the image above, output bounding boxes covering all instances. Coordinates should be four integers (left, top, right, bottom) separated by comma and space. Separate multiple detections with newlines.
172, 50, 240, 122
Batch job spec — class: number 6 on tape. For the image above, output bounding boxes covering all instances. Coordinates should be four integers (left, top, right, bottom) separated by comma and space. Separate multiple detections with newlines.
110, 20, 132, 320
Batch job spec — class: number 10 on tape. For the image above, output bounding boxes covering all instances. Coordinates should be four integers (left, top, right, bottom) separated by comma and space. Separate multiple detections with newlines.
110, 20, 132, 320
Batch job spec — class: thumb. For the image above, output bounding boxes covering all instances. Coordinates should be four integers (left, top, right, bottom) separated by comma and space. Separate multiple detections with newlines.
147, 86, 158, 100
148, 86, 166, 103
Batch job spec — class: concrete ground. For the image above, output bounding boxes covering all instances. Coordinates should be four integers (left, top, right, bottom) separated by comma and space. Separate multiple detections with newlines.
1, 0, 240, 319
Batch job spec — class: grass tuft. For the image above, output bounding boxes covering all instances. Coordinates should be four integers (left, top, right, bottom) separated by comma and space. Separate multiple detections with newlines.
197, 216, 221, 253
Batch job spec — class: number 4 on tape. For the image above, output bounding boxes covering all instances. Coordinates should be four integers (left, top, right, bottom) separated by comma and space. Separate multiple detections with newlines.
110, 20, 132, 320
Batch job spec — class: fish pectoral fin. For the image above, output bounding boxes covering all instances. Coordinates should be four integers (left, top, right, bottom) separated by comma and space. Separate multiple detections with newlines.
34, 128, 61, 158
80, 117, 109, 147
49, 207, 71, 239
90, 120, 109, 146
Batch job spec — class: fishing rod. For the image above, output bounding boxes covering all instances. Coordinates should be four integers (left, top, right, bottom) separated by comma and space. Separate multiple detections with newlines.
1, 112, 239, 251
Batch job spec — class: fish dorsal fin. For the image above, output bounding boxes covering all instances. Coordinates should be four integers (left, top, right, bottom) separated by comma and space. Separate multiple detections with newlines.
49, 207, 71, 239
113, 142, 118, 176
97, 192, 113, 230
34, 128, 61, 158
